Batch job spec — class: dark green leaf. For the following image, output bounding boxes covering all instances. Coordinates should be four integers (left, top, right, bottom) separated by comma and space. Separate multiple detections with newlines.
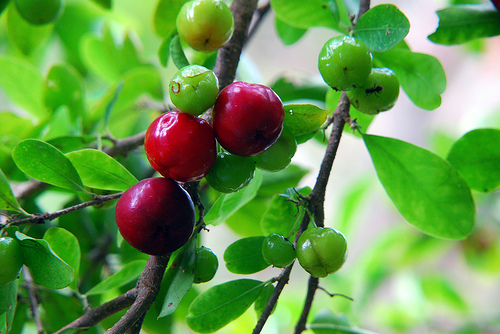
47, 135, 99, 153
90, 0, 112, 9
66, 149, 138, 191
158, 31, 177, 67
271, 0, 348, 32
447, 128, 500, 192
205, 170, 263, 226
86, 260, 147, 295
157, 238, 196, 318
44, 228, 81, 289
363, 134, 475, 239
354, 4, 410, 52
186, 279, 265, 333
254, 284, 275, 318
0, 56, 47, 118
0, 280, 17, 330
170, 34, 190, 69
0, 168, 22, 212
16, 232, 75, 289
275, 16, 307, 45
154, 0, 187, 37
271, 77, 328, 103
12, 139, 86, 192
224, 236, 269, 274
258, 165, 309, 197
284, 104, 331, 137
224, 198, 267, 237
428, 5, 500, 45
375, 49, 446, 110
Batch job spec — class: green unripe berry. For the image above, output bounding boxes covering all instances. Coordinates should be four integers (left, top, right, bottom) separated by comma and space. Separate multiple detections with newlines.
14, 0, 62, 25
253, 128, 297, 172
318, 35, 372, 91
193, 246, 218, 284
346, 67, 400, 115
262, 234, 296, 268
296, 227, 347, 278
0, 237, 24, 286
206, 152, 255, 193
169, 65, 219, 116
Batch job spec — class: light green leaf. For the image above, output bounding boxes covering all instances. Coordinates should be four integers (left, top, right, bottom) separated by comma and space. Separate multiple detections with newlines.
0, 56, 47, 118
271, 77, 328, 103
258, 164, 309, 197
375, 49, 446, 110
354, 4, 410, 52
153, 0, 187, 37
254, 284, 275, 318
85, 260, 147, 295
428, 5, 500, 45
186, 279, 265, 333
447, 128, 500, 192
12, 139, 86, 192
158, 30, 177, 67
224, 237, 269, 274
0, 168, 22, 212
66, 149, 138, 191
170, 34, 190, 69
0, 280, 17, 331
284, 104, 331, 137
363, 134, 475, 239
275, 16, 307, 46
16, 232, 75, 290
205, 170, 263, 226
90, 0, 111, 9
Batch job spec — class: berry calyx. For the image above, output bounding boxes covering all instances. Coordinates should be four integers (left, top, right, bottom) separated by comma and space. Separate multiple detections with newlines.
115, 178, 195, 255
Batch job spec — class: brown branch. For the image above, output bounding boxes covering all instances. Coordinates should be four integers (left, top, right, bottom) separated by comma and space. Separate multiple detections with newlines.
103, 131, 146, 158
106, 254, 170, 333
294, 276, 319, 334
247, 1, 271, 43
23, 268, 44, 334
357, 0, 371, 21
55, 289, 138, 333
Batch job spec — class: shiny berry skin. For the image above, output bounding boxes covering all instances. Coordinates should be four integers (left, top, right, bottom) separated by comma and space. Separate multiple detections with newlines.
318, 35, 372, 91
205, 152, 255, 193
253, 128, 297, 172
262, 234, 296, 268
346, 67, 400, 115
296, 227, 347, 278
212, 81, 285, 157
14, 0, 62, 25
115, 178, 195, 255
193, 246, 219, 284
0, 237, 24, 286
176, 0, 234, 53
144, 111, 217, 182
169, 65, 219, 116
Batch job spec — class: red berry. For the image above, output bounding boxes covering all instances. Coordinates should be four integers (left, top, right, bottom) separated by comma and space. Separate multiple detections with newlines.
116, 177, 195, 255
212, 82, 285, 157
144, 111, 217, 182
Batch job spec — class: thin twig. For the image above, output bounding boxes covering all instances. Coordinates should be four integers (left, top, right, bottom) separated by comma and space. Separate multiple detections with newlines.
23, 268, 44, 334
247, 1, 271, 43
294, 276, 319, 334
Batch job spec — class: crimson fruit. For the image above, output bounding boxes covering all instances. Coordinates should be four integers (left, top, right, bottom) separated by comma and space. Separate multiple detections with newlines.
205, 152, 255, 193
0, 236, 24, 286
193, 246, 218, 284
296, 227, 347, 278
176, 0, 234, 53
318, 35, 372, 91
492, 0, 500, 11
169, 65, 219, 116
262, 234, 296, 268
116, 177, 195, 255
144, 111, 217, 182
212, 81, 285, 157
253, 128, 297, 172
346, 67, 400, 115
14, 0, 62, 25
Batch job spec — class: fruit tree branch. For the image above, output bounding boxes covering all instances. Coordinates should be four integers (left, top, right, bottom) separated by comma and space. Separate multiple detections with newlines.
294, 276, 319, 333
357, 0, 371, 21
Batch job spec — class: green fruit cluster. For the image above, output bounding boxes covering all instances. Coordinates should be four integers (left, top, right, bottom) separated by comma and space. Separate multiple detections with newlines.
318, 35, 400, 115
0, 236, 24, 286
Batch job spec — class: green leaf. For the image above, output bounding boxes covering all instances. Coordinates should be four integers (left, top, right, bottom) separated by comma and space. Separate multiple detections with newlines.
186, 279, 265, 333
80, 25, 143, 82
158, 30, 177, 67
275, 16, 307, 45
85, 260, 147, 295
428, 5, 500, 45
157, 237, 196, 318
0, 56, 47, 118
284, 104, 331, 137
16, 232, 75, 289
170, 34, 190, 69
65, 149, 138, 191
0, 280, 17, 331
354, 4, 410, 52
271, 77, 328, 103
205, 170, 263, 226
47, 135, 100, 153
6, 5, 54, 55
375, 49, 446, 110
270, 0, 346, 32
254, 284, 275, 318
224, 236, 269, 274
12, 139, 86, 192
447, 128, 500, 192
258, 164, 309, 197
0, 168, 22, 212
224, 198, 267, 237
44, 63, 86, 121
43, 228, 81, 289
154, 0, 187, 37
363, 134, 475, 239
90, 0, 112, 9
